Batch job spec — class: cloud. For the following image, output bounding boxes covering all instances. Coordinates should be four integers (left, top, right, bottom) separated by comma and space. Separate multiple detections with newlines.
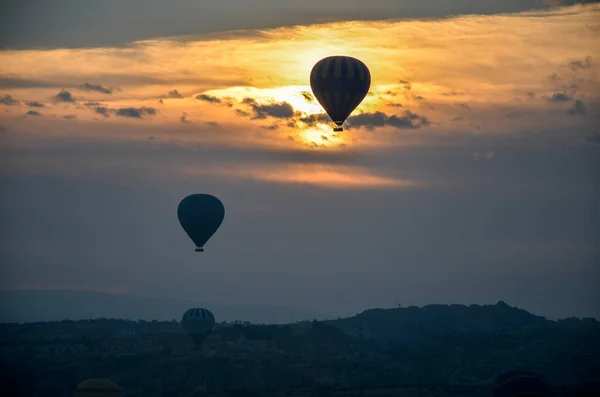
346, 111, 430, 130
54, 90, 75, 103
180, 112, 191, 124
196, 93, 233, 106
549, 93, 573, 102
188, 164, 420, 190
25, 101, 45, 108
241, 97, 297, 120
63, 115, 77, 120
299, 113, 331, 127
166, 89, 183, 99
569, 56, 593, 70
1, 95, 20, 106
472, 151, 496, 161
81, 83, 113, 94
300, 91, 314, 102
567, 100, 588, 116
25, 110, 42, 117
115, 107, 157, 119
93, 107, 111, 117
1, 0, 575, 50
0, 77, 65, 89
85, 104, 156, 119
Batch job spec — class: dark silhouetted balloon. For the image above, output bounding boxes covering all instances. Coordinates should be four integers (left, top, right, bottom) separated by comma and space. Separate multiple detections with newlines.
177, 194, 225, 252
310, 55, 371, 132
74, 378, 121, 397
493, 369, 552, 397
181, 308, 215, 347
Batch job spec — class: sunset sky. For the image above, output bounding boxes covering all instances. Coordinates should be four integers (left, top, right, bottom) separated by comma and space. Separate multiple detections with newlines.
1, 0, 598, 320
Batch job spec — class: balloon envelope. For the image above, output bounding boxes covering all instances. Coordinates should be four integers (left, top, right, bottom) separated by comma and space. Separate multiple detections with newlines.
177, 194, 225, 252
74, 378, 121, 397
310, 55, 371, 131
493, 370, 552, 397
182, 307, 215, 347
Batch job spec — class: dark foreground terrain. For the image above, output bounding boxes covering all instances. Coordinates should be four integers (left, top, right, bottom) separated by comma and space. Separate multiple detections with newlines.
1, 302, 599, 396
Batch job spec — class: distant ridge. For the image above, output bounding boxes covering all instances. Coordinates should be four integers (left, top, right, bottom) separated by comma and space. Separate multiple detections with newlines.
0, 289, 331, 324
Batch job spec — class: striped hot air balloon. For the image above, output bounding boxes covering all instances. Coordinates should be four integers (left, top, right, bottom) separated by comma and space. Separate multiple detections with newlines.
310, 55, 371, 132
181, 307, 215, 348
73, 378, 121, 397
493, 369, 553, 397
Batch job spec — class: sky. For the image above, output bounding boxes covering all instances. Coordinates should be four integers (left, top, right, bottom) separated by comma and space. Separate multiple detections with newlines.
0, 0, 598, 320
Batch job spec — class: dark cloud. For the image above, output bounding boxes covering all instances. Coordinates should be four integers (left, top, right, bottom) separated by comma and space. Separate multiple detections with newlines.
1, 95, 20, 106
346, 110, 430, 130
88, 105, 157, 119
585, 134, 600, 145
115, 107, 157, 119
262, 124, 279, 130
25, 110, 42, 116
567, 100, 588, 116
241, 97, 296, 120
196, 93, 221, 103
195, 93, 233, 107
84, 102, 103, 107
300, 91, 314, 103
299, 113, 331, 127
25, 101, 45, 108
451, 117, 463, 121
166, 90, 183, 99
0, 1, 581, 50
0, 77, 64, 89
388, 102, 403, 108
55, 89, 75, 103
180, 112, 191, 124
235, 109, 250, 117
569, 56, 593, 71
63, 115, 77, 120
81, 83, 113, 94
94, 107, 111, 117
205, 121, 220, 127
549, 93, 573, 102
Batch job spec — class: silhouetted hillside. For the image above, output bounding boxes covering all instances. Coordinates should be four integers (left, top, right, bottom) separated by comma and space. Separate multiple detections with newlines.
325, 301, 552, 339
1, 301, 599, 396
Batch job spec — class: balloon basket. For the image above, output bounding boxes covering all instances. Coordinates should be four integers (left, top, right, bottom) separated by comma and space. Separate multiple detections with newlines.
195, 247, 204, 252
333, 127, 343, 132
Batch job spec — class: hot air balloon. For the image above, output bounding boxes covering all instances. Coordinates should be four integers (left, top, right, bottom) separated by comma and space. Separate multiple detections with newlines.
177, 194, 225, 252
74, 378, 121, 397
493, 369, 553, 397
182, 308, 215, 348
310, 55, 371, 132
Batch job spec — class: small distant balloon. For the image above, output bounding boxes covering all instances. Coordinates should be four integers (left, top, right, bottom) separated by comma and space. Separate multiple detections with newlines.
493, 369, 553, 397
181, 308, 215, 348
73, 378, 121, 397
310, 55, 371, 132
177, 194, 225, 252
